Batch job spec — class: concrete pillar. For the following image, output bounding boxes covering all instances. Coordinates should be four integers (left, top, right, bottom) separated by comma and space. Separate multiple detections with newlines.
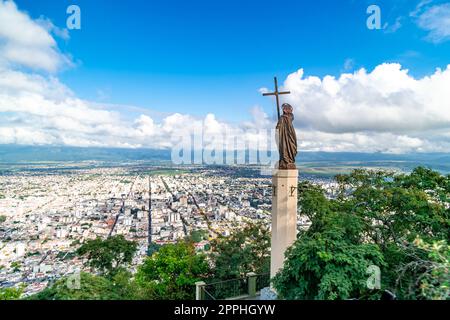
247, 272, 257, 298
195, 281, 206, 300
271, 169, 298, 280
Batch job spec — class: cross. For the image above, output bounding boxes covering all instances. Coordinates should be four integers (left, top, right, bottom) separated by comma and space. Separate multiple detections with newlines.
262, 76, 291, 120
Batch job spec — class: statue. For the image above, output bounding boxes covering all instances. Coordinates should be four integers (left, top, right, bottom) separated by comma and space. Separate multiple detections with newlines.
262, 77, 297, 170
276, 103, 297, 169
262, 78, 299, 280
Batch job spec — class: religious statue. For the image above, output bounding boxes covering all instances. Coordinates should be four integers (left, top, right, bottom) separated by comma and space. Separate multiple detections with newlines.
262, 77, 297, 170
276, 103, 297, 169
262, 78, 299, 281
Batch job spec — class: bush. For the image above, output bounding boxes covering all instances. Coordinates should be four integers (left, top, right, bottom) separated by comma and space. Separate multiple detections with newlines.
135, 242, 209, 299
274, 168, 449, 300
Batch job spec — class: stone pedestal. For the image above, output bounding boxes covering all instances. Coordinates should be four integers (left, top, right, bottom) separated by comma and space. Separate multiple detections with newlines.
271, 169, 298, 280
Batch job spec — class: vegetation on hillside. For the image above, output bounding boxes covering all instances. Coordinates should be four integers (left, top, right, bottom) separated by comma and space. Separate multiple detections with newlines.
135, 242, 210, 299
0, 286, 24, 300
273, 167, 449, 300
4, 167, 448, 300
209, 222, 270, 280
76, 235, 137, 277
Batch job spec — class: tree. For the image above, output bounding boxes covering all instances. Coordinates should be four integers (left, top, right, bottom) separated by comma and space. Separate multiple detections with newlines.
11, 261, 21, 272
399, 238, 449, 300
0, 215, 6, 223
273, 194, 384, 300
147, 242, 161, 256
0, 286, 23, 300
274, 168, 449, 300
135, 242, 209, 299
209, 221, 270, 280
190, 230, 208, 243
76, 235, 137, 277
28, 271, 139, 300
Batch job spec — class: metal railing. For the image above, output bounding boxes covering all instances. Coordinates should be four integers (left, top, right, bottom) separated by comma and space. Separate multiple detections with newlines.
195, 273, 270, 300
205, 277, 248, 300
255, 273, 271, 292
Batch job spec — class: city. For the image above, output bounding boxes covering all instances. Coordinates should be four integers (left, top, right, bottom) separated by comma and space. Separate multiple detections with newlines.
0, 163, 338, 297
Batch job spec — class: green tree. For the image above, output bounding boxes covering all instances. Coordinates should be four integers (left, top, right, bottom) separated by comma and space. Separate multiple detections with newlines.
0, 286, 24, 300
11, 261, 21, 272
0, 215, 6, 223
135, 242, 209, 299
274, 168, 449, 300
28, 271, 139, 300
210, 222, 270, 280
76, 235, 137, 277
190, 230, 208, 243
147, 242, 161, 256
399, 238, 449, 300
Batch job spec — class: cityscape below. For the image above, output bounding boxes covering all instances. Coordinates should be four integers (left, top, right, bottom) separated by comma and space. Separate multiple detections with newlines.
0, 145, 449, 297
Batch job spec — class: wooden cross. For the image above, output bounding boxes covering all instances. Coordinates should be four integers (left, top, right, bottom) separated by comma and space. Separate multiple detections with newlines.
262, 76, 291, 120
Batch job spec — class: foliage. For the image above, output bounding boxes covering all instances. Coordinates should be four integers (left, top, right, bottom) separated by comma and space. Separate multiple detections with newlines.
135, 242, 209, 300
209, 222, 270, 281
398, 238, 449, 300
274, 203, 385, 300
147, 242, 161, 256
28, 271, 140, 300
274, 167, 449, 300
10, 261, 21, 272
76, 235, 137, 277
0, 215, 6, 223
0, 285, 24, 300
190, 230, 208, 243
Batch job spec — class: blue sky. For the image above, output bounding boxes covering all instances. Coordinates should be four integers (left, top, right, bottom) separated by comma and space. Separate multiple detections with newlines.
13, 0, 450, 122
1, 0, 450, 152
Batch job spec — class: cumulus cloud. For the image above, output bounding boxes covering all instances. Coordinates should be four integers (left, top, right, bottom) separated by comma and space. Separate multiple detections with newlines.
0, 66, 257, 149
0, 0, 72, 72
281, 63, 450, 153
2, 63, 450, 153
0, 1, 450, 154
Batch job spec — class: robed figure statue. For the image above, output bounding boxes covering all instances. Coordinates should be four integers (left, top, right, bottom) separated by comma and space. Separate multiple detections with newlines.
276, 103, 297, 170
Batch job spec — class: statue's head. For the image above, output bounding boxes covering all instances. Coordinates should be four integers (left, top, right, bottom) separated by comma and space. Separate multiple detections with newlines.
282, 103, 293, 115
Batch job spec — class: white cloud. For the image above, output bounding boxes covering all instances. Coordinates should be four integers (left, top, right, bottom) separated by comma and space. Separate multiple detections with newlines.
280, 63, 450, 153
410, 0, 433, 18
1, 62, 450, 153
0, 1, 450, 154
416, 3, 450, 43
0, 0, 72, 72
36, 16, 70, 41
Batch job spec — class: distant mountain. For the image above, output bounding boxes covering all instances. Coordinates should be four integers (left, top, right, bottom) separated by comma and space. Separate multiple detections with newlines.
0, 144, 449, 173
0, 145, 172, 163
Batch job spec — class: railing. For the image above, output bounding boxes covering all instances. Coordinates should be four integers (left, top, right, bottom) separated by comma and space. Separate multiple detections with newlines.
203, 287, 217, 300
255, 273, 271, 292
204, 277, 248, 300
196, 273, 270, 300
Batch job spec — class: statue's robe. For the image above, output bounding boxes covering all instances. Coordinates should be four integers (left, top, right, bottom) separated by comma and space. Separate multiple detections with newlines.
276, 114, 297, 169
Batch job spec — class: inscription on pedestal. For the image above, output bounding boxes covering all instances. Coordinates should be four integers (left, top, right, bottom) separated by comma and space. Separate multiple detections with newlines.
289, 185, 297, 197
